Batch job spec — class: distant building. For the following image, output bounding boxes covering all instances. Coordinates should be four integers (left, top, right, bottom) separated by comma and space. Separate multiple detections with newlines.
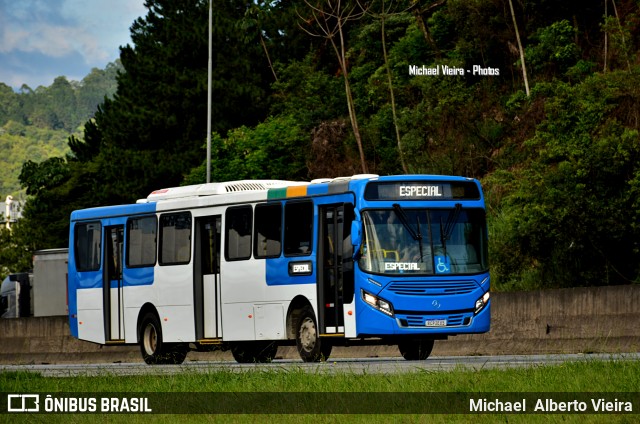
1, 195, 25, 230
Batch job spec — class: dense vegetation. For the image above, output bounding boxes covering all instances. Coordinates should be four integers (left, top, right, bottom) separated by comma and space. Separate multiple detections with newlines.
0, 62, 121, 196
1, 0, 639, 290
0, 63, 121, 277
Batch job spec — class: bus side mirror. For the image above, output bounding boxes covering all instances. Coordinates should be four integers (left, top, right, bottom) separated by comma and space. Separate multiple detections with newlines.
351, 220, 362, 249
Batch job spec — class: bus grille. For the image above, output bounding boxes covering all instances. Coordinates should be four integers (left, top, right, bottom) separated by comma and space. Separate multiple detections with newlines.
399, 313, 471, 328
387, 280, 477, 296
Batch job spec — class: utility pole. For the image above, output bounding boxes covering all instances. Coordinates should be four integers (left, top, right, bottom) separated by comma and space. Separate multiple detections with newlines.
206, 0, 213, 183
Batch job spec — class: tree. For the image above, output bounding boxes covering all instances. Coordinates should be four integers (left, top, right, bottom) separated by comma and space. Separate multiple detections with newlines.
489, 72, 640, 289
74, 61, 122, 125
409, 0, 445, 56
9, 0, 640, 291
0, 83, 22, 126
0, 223, 33, 280
359, 1, 411, 173
507, 0, 530, 96
67, 0, 276, 205
17, 157, 76, 248
299, 0, 369, 174
184, 115, 309, 184
16, 0, 286, 250
526, 20, 581, 79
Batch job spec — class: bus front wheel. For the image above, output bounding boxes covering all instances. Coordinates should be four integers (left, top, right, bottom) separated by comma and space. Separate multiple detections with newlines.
295, 306, 332, 362
139, 312, 187, 365
398, 339, 434, 360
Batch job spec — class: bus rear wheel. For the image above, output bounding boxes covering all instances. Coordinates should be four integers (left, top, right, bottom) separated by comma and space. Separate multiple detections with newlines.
139, 312, 187, 365
295, 306, 332, 362
398, 339, 434, 360
231, 341, 278, 363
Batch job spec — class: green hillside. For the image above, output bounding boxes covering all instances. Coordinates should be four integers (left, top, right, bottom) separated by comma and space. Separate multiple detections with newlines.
0, 61, 121, 197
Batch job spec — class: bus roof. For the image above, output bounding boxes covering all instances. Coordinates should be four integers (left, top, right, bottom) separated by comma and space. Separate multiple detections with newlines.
137, 174, 380, 203
138, 179, 308, 202
70, 201, 156, 222
70, 175, 481, 221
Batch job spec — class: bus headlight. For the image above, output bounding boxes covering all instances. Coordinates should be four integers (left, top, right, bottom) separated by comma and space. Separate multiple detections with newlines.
475, 291, 490, 314
362, 290, 394, 317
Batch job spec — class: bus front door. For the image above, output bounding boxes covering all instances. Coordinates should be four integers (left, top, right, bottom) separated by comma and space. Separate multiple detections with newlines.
319, 204, 355, 335
194, 216, 222, 340
104, 225, 124, 342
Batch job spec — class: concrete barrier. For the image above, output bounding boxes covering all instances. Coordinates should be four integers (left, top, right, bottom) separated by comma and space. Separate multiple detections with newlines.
1, 285, 638, 364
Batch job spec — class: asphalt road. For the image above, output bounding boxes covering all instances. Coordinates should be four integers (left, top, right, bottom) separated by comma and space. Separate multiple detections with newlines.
1, 353, 637, 377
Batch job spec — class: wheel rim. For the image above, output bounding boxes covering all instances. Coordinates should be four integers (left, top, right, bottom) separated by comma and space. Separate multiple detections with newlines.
143, 323, 157, 355
299, 317, 317, 353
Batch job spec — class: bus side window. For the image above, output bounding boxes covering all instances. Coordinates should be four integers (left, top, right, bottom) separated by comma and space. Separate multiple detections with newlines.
254, 203, 282, 259
74, 222, 102, 271
284, 201, 313, 256
127, 216, 157, 268
159, 212, 192, 265
225, 206, 253, 261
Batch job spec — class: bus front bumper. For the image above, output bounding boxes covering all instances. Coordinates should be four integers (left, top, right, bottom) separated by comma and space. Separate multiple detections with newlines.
355, 291, 491, 337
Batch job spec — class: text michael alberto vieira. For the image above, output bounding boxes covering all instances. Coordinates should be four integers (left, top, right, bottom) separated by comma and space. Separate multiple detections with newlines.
469, 397, 633, 413
409, 64, 499, 76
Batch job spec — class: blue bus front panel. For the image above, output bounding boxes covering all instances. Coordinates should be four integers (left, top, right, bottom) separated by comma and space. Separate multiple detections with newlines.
354, 272, 490, 337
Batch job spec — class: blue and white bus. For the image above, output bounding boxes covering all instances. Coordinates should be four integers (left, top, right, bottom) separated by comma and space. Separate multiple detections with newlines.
68, 174, 490, 364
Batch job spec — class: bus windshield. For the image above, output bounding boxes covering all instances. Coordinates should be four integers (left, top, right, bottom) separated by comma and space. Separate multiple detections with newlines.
358, 207, 488, 275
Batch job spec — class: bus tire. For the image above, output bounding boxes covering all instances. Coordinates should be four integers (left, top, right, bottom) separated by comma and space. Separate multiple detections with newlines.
139, 312, 187, 365
398, 339, 434, 360
295, 306, 332, 362
231, 341, 278, 363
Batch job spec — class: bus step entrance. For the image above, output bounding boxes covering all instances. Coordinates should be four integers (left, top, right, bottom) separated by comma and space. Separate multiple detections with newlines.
198, 339, 223, 345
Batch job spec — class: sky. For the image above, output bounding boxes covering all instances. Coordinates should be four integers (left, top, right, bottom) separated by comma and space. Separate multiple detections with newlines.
0, 0, 147, 90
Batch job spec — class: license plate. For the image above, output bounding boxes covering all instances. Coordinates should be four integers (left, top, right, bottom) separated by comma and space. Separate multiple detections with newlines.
425, 319, 447, 327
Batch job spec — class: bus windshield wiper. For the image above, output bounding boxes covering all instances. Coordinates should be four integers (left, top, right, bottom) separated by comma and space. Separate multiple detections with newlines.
392, 204, 424, 261
415, 213, 424, 261
440, 203, 462, 256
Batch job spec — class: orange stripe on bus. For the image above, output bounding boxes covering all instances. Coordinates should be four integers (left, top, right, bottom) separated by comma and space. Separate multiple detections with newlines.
286, 186, 307, 197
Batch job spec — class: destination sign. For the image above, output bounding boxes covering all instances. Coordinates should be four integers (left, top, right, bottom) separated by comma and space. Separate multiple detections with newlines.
365, 181, 480, 201
399, 185, 443, 197
289, 260, 313, 276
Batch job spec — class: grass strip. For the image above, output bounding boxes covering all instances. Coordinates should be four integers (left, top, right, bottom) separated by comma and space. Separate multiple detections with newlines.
1, 359, 638, 423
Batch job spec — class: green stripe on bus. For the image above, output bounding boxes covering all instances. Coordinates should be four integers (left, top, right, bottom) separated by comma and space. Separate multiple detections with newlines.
267, 187, 287, 199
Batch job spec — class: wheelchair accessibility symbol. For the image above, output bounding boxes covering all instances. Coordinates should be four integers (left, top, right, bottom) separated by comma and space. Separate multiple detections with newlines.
435, 255, 451, 274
